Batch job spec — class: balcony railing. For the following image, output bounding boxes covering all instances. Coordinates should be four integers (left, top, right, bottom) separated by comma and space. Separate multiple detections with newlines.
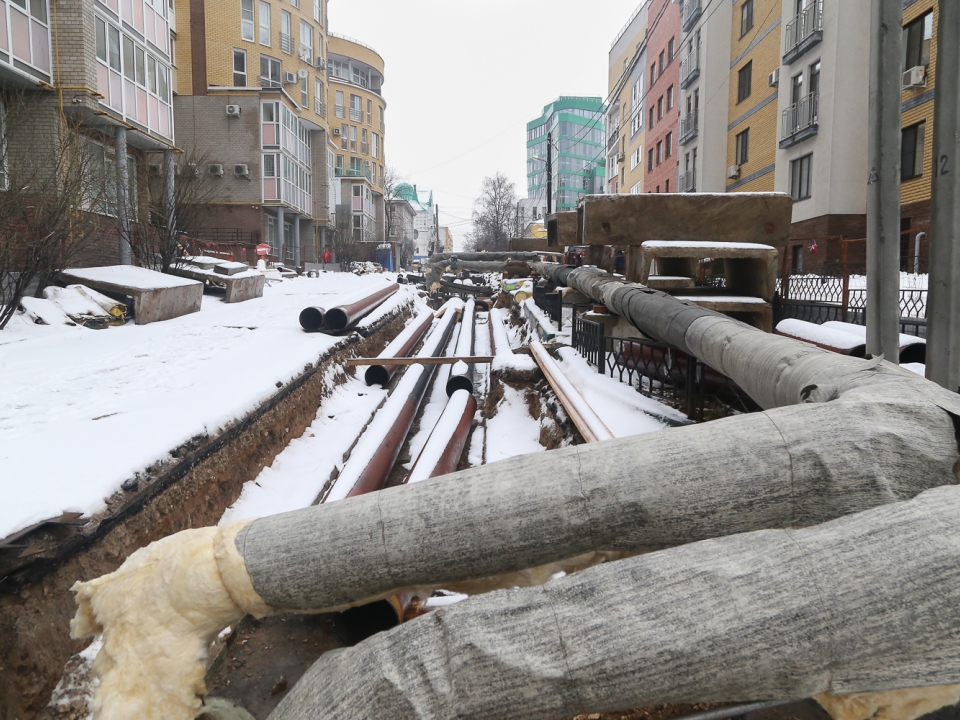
280, 34, 294, 54
361, 141, 369, 155
335, 105, 345, 118
780, 92, 819, 148
315, 99, 326, 118
259, 76, 281, 89
336, 167, 372, 180
784, 0, 823, 63
678, 168, 697, 193
681, 0, 703, 32
349, 107, 363, 122
607, 129, 620, 151
679, 112, 699, 145
680, 43, 700, 89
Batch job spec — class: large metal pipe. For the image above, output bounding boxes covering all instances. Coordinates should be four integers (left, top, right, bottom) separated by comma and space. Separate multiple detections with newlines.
821, 321, 926, 365
364, 310, 436, 387
323, 282, 400, 332
298, 306, 325, 331
322, 309, 458, 502
445, 297, 476, 396
406, 389, 478, 483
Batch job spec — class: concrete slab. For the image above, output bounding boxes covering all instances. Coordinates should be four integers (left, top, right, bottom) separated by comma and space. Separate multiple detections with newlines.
170, 265, 266, 303
546, 212, 577, 248
580, 193, 793, 248
646, 275, 696, 290
60, 266, 203, 325
674, 295, 773, 332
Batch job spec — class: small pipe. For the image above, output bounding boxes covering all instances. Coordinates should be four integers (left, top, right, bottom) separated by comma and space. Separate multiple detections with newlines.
365, 310, 436, 387
406, 389, 478, 483
446, 298, 476, 396
530, 340, 614, 443
324, 283, 399, 332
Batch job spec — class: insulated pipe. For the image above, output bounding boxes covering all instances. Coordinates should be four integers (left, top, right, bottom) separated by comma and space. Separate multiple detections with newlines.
324, 282, 400, 332
405, 389, 478, 483
446, 297, 476, 396
775, 319, 868, 357
529, 340, 614, 443
322, 309, 459, 502
364, 310, 436, 387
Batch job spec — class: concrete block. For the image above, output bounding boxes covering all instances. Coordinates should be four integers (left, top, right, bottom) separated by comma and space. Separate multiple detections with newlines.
509, 238, 550, 252
673, 295, 773, 333
546, 212, 577, 248
60, 266, 203, 325
580, 193, 794, 248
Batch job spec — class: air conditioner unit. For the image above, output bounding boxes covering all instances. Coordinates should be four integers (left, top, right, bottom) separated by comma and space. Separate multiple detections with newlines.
768, 68, 780, 87
315, 57, 325, 70
617, 152, 625, 163
148, 163, 163, 175
727, 165, 741, 179
297, 68, 309, 79
902, 65, 926, 89
283, 71, 298, 85
186, 163, 199, 177
209, 164, 225, 177
234, 164, 250, 178
225, 104, 241, 117
333, 127, 341, 136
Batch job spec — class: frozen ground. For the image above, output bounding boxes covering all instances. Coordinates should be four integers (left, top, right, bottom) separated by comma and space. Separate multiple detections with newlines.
0, 272, 417, 540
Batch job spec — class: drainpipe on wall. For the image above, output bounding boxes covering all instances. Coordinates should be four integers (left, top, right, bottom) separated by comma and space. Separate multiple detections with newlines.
164, 150, 176, 238
293, 215, 301, 267
277, 206, 285, 265
115, 127, 131, 266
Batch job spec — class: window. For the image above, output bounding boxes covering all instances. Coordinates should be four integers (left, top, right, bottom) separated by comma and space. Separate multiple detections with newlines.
649, 107, 655, 129
280, 11, 291, 51
901, 122, 926, 180
737, 60, 752, 103
95, 16, 106, 60
233, 49, 246, 86
903, 11, 933, 70
379, 106, 384, 131
260, 55, 280, 86
668, 37, 675, 62
314, 0, 322, 23
667, 85, 674, 110
108, 24, 121, 70
656, 140, 663, 165
665, 132, 673, 158
300, 75, 308, 107
735, 128, 749, 165
665, 179, 670, 192
650, 62, 657, 85
659, 50, 665, 74
790, 153, 812, 200
791, 244, 803, 273
791, 71, 803, 104
648, 147, 654, 172
315, 77, 324, 109
335, 90, 344, 116
657, 95, 664, 120
631, 147, 642, 170
740, 0, 754, 36
300, 19, 313, 57
258, 1, 270, 45
809, 59, 821, 95
373, 133, 379, 159
241, 0, 254, 41
367, 99, 372, 124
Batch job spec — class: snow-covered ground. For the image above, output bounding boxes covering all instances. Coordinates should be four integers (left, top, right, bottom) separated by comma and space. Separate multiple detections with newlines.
0, 272, 417, 540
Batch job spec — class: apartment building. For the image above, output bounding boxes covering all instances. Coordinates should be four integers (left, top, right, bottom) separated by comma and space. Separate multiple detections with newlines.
395, 183, 437, 254
607, 2, 650, 195
676, 0, 731, 192
0, 0, 177, 266
526, 96, 605, 212
645, 0, 680, 194
328, 33, 387, 244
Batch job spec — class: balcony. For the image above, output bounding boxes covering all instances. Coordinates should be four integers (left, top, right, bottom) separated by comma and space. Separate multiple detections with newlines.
679, 112, 698, 145
607, 129, 620, 152
361, 141, 369, 155
315, 99, 326, 118
349, 107, 363, 122
784, 0, 823, 64
680, 43, 700, 89
336, 167, 372, 180
678, 168, 697, 193
780, 92, 819, 147
280, 34, 294, 54
681, 0, 703, 32
335, 105, 345, 118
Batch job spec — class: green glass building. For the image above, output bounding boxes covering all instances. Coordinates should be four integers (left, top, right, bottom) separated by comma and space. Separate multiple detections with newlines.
526, 96, 606, 212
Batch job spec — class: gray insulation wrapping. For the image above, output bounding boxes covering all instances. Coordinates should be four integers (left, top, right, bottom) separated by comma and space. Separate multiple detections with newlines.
267, 484, 960, 719
235, 384, 958, 611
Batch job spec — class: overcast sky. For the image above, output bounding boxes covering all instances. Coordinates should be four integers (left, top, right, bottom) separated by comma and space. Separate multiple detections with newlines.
329, 0, 641, 249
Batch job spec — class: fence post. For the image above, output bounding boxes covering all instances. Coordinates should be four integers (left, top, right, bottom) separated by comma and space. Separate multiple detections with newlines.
685, 355, 698, 420
841, 237, 850, 321
597, 329, 607, 375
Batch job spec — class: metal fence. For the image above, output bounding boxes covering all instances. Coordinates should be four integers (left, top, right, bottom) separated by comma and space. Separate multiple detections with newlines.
571, 311, 757, 421
532, 284, 563, 331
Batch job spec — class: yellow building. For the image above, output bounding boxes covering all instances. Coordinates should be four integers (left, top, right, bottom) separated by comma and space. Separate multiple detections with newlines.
725, 0, 781, 192
328, 34, 387, 243
607, 3, 650, 195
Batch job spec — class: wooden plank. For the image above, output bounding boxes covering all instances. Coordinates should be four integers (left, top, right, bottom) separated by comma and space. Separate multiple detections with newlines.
579, 193, 794, 248
346, 356, 494, 366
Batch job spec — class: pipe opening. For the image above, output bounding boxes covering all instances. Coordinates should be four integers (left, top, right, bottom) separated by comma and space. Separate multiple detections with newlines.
325, 309, 350, 332
331, 600, 401, 647
364, 365, 391, 387
445, 374, 474, 397
900, 343, 926, 365
298, 307, 325, 332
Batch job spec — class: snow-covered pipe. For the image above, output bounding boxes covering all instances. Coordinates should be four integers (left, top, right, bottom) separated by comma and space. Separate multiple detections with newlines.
405, 389, 478, 483
364, 310, 436, 387
323, 282, 400, 332
822, 321, 926, 364
775, 318, 868, 357
529, 340, 614, 443
446, 297, 476, 396
322, 309, 458, 502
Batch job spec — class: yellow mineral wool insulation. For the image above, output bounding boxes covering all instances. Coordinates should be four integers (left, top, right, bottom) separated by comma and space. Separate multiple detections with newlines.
70, 521, 272, 720
816, 685, 960, 720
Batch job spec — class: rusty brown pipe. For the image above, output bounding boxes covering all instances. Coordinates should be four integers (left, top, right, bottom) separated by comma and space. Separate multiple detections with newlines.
324, 283, 400, 332
405, 389, 478, 483
365, 310, 436, 387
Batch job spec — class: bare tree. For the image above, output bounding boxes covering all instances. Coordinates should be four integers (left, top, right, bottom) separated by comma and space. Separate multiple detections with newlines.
331, 204, 362, 271
0, 93, 108, 329
128, 150, 224, 273
465, 173, 517, 252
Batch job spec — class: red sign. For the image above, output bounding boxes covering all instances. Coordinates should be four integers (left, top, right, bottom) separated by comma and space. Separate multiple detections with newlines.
256, 244, 271, 256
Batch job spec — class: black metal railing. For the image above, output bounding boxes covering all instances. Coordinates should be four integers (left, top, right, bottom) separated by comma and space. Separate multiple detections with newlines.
533, 284, 563, 331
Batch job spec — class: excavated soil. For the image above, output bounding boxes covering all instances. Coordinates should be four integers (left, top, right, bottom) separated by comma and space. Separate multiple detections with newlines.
0, 308, 412, 720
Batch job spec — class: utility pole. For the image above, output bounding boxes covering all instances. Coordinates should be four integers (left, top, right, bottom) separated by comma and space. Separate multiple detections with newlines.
927, 0, 960, 390
434, 201, 440, 254
546, 131, 553, 216
865, 0, 903, 363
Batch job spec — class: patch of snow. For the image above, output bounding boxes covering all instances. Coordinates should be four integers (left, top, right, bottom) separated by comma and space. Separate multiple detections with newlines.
490, 308, 537, 373
18, 296, 77, 326
62, 265, 201, 290
484, 384, 543, 463
776, 319, 865, 350
423, 592, 468, 608
467, 425, 484, 467
821, 320, 925, 349
642, 241, 775, 251
675, 295, 769, 304
903, 363, 926, 377
407, 389, 473, 484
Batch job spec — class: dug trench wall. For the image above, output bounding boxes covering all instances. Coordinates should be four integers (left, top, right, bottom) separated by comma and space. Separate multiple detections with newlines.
0, 305, 413, 720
